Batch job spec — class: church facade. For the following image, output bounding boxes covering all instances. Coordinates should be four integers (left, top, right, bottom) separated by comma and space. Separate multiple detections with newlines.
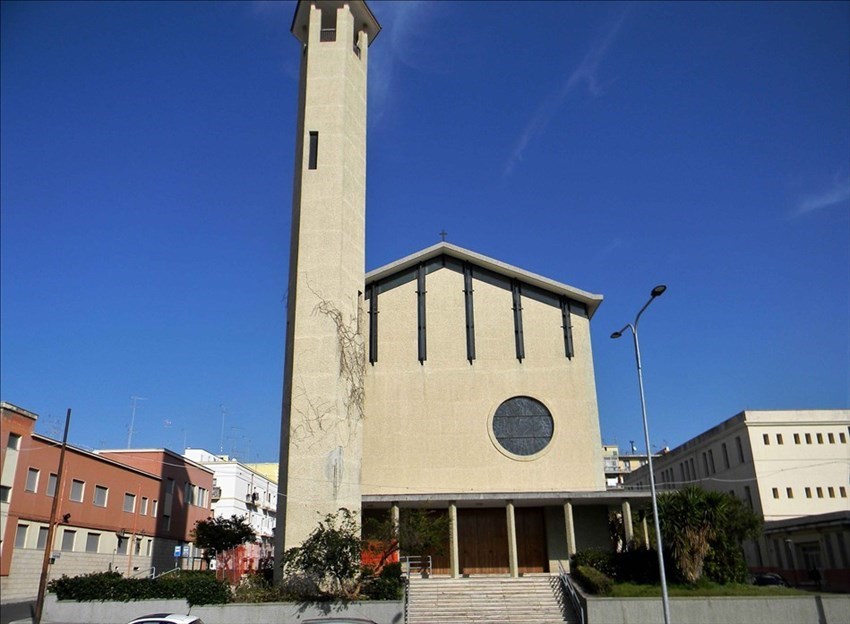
276, 1, 646, 578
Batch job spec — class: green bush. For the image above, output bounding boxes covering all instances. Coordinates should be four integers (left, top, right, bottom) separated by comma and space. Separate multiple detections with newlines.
47, 570, 229, 606
362, 562, 403, 600
572, 548, 617, 578
614, 548, 660, 584
573, 565, 613, 595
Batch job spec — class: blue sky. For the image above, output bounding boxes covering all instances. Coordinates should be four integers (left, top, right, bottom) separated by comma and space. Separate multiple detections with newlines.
2, 1, 848, 462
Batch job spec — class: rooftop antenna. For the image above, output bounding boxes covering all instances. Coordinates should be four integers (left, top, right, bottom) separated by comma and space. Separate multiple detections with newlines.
219, 404, 227, 454
127, 395, 147, 448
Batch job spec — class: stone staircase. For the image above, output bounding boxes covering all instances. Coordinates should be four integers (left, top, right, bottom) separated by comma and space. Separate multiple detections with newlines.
406, 575, 578, 623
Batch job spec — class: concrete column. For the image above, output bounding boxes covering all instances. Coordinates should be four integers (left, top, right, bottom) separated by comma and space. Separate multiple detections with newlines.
506, 501, 518, 578
642, 513, 649, 549
622, 500, 634, 545
564, 501, 576, 572
391, 503, 400, 533
449, 502, 459, 578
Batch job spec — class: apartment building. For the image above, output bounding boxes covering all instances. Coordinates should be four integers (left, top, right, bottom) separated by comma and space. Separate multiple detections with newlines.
0, 402, 214, 602
624, 409, 850, 591
183, 448, 276, 572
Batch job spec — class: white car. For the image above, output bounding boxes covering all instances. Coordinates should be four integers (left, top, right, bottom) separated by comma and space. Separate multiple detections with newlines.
126, 614, 204, 624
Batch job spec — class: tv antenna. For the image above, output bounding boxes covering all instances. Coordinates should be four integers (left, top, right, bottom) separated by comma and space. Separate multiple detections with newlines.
127, 395, 147, 448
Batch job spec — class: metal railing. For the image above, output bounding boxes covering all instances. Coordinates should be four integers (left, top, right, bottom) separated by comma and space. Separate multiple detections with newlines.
130, 566, 155, 579
558, 561, 585, 624
401, 555, 432, 577
153, 566, 180, 580
320, 28, 336, 42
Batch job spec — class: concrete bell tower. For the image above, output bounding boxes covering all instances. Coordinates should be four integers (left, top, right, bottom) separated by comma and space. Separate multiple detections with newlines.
276, 0, 381, 560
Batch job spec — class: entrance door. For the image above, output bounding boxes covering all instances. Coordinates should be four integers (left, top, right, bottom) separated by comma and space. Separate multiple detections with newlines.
458, 508, 509, 574
516, 507, 548, 574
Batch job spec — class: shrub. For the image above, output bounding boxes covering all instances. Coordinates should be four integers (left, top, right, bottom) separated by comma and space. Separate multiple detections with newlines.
573, 565, 613, 595
47, 570, 229, 606
362, 562, 403, 600
572, 548, 617, 578
614, 548, 659, 584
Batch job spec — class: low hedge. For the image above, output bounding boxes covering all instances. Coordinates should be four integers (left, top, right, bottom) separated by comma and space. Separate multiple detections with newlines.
48, 571, 230, 606
573, 565, 613, 596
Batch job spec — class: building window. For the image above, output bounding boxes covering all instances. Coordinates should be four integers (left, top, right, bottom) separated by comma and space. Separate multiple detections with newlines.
135, 537, 142, 556
721, 443, 729, 469
817, 433, 824, 444
185, 482, 196, 506
744, 486, 753, 509
46, 473, 57, 497
93, 485, 108, 507
840, 487, 847, 498
805, 487, 812, 498
320, 6, 337, 41
763, 434, 770, 445
61, 529, 76, 552
141, 497, 148, 515
70, 479, 85, 502
840, 432, 847, 443
37, 526, 49, 549
772, 487, 779, 499
735, 436, 745, 463
308, 131, 319, 169
151, 499, 158, 517
805, 433, 812, 444
776, 433, 783, 445
708, 450, 716, 474
25, 468, 39, 492
123, 493, 136, 513
794, 433, 800, 444
15, 524, 28, 549
8, 433, 21, 450
85, 533, 100, 553
828, 433, 835, 443
828, 487, 835, 498
0, 485, 11, 503
164, 478, 174, 518
817, 487, 824, 498
786, 487, 793, 498
491, 396, 554, 457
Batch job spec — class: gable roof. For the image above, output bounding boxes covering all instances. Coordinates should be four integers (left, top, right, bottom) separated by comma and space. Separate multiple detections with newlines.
366, 242, 603, 319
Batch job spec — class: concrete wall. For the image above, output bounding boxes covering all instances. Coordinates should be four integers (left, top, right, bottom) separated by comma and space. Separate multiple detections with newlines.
42, 595, 404, 624
583, 594, 850, 624
363, 267, 605, 495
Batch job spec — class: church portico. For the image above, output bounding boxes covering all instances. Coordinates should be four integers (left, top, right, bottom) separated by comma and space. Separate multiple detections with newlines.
363, 491, 652, 577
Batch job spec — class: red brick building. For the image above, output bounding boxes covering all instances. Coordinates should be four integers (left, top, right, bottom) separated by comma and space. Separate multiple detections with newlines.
0, 402, 214, 603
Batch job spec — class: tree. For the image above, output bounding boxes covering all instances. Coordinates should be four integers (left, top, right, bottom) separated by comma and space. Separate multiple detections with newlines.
657, 486, 761, 584
363, 508, 451, 574
281, 508, 363, 598
191, 514, 256, 573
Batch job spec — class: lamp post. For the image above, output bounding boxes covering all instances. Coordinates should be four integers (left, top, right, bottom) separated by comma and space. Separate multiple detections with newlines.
611, 284, 671, 624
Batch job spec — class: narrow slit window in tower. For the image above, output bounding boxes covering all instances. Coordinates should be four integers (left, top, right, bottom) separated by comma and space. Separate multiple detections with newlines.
308, 131, 318, 169
320, 8, 337, 42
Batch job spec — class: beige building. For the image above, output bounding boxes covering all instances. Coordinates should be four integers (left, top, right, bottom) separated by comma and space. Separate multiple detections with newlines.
624, 409, 850, 591
276, 0, 647, 579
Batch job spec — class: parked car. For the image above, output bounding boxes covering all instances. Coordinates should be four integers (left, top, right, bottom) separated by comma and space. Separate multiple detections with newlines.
752, 573, 789, 587
126, 614, 204, 624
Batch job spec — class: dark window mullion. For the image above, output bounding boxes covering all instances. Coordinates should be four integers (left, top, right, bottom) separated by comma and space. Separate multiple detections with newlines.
463, 262, 476, 363
511, 279, 524, 362
561, 296, 574, 359
368, 284, 378, 364
417, 263, 427, 363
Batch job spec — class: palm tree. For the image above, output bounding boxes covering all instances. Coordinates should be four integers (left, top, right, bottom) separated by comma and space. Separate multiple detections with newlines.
657, 487, 730, 583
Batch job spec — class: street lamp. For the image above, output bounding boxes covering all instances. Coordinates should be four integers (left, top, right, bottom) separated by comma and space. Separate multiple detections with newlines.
611, 284, 671, 624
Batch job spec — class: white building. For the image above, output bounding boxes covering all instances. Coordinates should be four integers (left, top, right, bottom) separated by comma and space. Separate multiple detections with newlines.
183, 449, 277, 569
624, 409, 850, 591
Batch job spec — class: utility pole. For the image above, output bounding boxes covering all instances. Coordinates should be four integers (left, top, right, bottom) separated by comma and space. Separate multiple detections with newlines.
35, 408, 71, 624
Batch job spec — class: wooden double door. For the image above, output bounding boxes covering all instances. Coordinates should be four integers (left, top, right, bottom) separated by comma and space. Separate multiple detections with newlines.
457, 507, 548, 575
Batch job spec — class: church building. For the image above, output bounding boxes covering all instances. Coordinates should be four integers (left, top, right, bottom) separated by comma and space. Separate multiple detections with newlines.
276, 0, 647, 579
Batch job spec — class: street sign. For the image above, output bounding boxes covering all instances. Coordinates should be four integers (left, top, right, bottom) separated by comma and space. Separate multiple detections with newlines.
173, 545, 182, 557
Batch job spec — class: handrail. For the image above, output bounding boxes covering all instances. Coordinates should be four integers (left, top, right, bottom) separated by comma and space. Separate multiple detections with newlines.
153, 566, 180, 579
131, 566, 155, 579
558, 561, 585, 624
402, 574, 410, 624
400, 555, 432, 577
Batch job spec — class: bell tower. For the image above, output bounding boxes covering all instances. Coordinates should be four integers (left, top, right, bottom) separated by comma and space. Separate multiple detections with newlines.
276, 0, 381, 560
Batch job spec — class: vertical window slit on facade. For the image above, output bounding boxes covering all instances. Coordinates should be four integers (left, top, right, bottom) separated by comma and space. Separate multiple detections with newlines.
560, 296, 574, 359
308, 131, 318, 169
463, 262, 476, 363
320, 7, 337, 41
511, 279, 525, 362
368, 283, 378, 365
417, 263, 427, 363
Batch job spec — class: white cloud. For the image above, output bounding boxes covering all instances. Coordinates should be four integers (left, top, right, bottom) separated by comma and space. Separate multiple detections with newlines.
791, 174, 850, 218
504, 8, 631, 175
